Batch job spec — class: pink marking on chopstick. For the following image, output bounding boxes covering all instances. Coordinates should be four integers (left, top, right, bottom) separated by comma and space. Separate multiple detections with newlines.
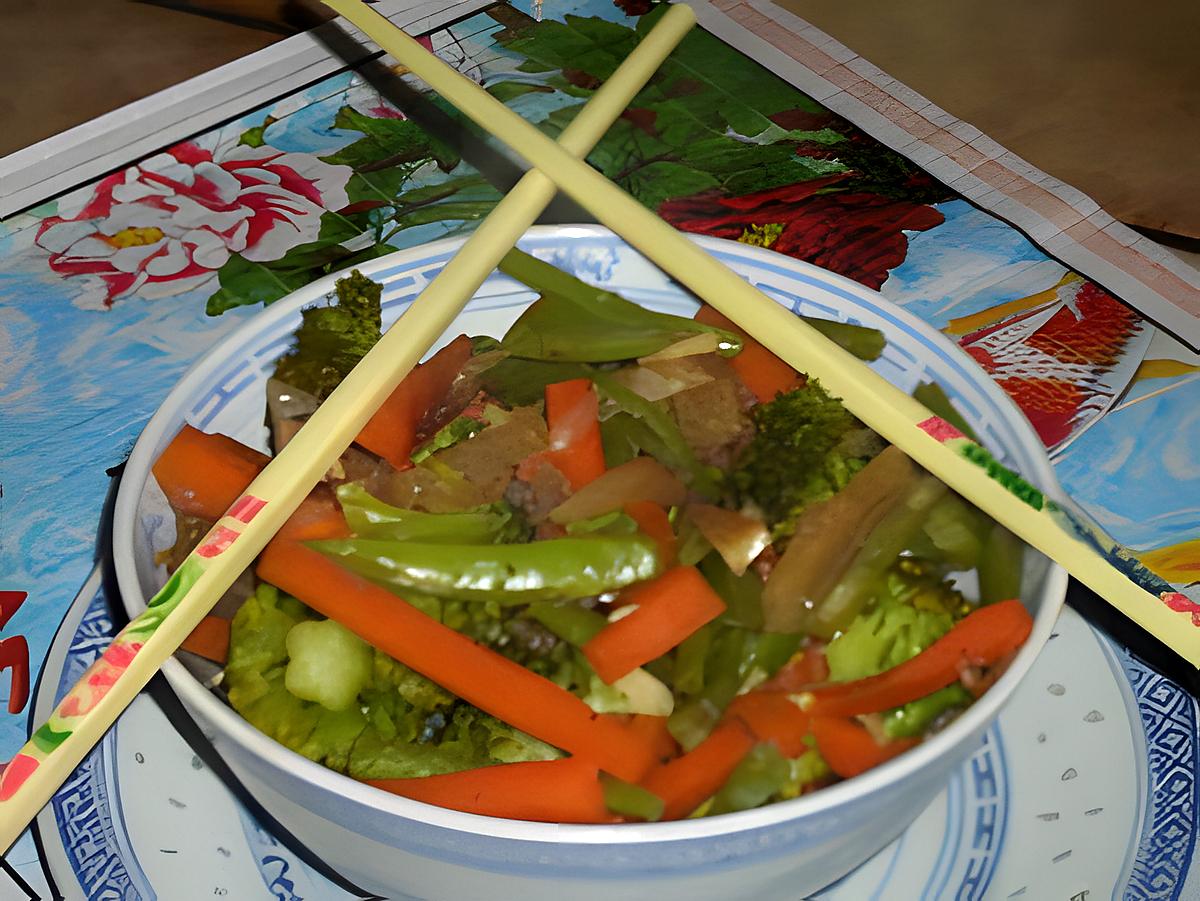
917, 415, 966, 443
196, 525, 240, 558
227, 494, 266, 524
1161, 592, 1200, 626
59, 641, 145, 718
0, 753, 39, 802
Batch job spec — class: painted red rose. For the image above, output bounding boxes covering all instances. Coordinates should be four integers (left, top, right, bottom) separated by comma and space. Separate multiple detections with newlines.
658, 177, 944, 290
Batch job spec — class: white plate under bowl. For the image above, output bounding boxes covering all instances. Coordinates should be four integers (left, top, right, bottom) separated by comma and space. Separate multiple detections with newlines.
113, 225, 1066, 901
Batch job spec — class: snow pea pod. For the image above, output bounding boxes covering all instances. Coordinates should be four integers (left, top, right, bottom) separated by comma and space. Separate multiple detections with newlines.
310, 534, 661, 604
498, 247, 741, 363
336, 483, 522, 544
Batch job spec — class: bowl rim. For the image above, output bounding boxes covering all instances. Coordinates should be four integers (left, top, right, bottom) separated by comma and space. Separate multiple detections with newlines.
113, 223, 1068, 845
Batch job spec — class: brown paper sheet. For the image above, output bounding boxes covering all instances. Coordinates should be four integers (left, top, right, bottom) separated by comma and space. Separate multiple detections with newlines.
773, 0, 1200, 240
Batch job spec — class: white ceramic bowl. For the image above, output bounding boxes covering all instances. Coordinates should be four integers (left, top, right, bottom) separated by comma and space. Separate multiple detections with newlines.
114, 225, 1066, 901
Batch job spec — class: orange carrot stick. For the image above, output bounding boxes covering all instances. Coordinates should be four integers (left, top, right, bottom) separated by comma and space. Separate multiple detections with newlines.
366, 757, 609, 823
623, 501, 676, 567
641, 720, 756, 820
811, 717, 917, 778
805, 599, 1033, 717
582, 566, 726, 684
543, 378, 606, 490
725, 692, 811, 759
151, 425, 269, 521
355, 334, 472, 471
694, 304, 800, 403
258, 526, 658, 782
179, 615, 231, 664
619, 713, 677, 764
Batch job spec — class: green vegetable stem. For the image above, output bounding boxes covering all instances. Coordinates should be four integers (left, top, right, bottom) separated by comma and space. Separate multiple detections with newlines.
708, 743, 790, 815
808, 476, 948, 637
602, 774, 666, 822
978, 523, 1024, 605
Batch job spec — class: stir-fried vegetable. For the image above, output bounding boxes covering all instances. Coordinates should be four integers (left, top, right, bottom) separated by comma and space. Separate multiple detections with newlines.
499, 247, 741, 362
153, 259, 1035, 825
731, 379, 878, 536
311, 533, 661, 604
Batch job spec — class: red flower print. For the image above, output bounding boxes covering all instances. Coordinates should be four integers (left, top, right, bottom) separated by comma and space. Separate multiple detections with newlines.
658, 177, 945, 290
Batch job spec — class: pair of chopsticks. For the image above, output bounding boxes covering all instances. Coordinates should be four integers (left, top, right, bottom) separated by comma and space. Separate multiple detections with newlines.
1, 0, 1192, 849
0, 3, 696, 850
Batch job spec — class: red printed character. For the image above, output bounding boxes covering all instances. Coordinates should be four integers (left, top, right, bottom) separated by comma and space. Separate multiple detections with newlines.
0, 592, 30, 714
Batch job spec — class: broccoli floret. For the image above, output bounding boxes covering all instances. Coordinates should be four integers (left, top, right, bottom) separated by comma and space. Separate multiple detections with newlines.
824, 559, 966, 683
731, 380, 872, 534
272, 269, 383, 399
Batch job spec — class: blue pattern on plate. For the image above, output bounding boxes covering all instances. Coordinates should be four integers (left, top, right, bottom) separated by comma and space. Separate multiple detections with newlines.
1119, 648, 1199, 900
50, 587, 152, 901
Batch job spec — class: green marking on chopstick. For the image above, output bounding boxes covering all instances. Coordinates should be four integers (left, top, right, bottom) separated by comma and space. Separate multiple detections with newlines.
31, 723, 70, 754
958, 442, 1045, 510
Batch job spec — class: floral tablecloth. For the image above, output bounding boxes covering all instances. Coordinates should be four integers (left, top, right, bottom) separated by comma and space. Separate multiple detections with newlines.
1, 0, 1198, 895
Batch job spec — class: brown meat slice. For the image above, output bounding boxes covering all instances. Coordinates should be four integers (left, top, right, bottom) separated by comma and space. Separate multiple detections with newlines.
668, 376, 754, 470
437, 405, 549, 502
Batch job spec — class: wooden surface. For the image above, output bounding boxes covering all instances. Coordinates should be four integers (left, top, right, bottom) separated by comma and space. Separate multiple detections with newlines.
773, 0, 1200, 240
0, 0, 281, 158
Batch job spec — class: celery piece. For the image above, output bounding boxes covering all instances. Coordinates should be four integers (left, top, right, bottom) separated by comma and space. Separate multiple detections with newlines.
883, 683, 972, 739
709, 743, 790, 815
564, 510, 639, 536
748, 632, 804, 683
922, 494, 988, 570
674, 514, 713, 567
285, 619, 374, 712
979, 523, 1024, 605
528, 601, 608, 647
225, 583, 307, 709
498, 247, 741, 362
700, 552, 765, 630
667, 697, 722, 752
811, 476, 947, 637
668, 628, 749, 749
599, 411, 644, 469
777, 749, 833, 801
602, 773, 665, 822
673, 624, 713, 695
